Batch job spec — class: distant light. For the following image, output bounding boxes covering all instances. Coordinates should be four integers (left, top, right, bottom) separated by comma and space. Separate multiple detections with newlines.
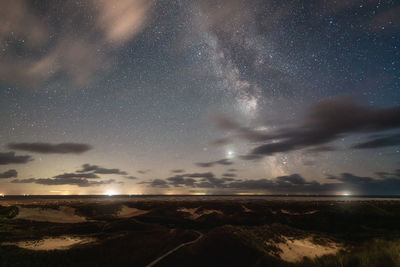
0, 194, 5, 197
342, 191, 351, 196
226, 149, 235, 159
106, 190, 116, 196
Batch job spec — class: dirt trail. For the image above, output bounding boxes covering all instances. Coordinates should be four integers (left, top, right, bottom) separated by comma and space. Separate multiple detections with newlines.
146, 231, 203, 267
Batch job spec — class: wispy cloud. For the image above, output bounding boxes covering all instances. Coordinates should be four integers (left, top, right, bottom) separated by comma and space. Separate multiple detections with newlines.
0, 0, 153, 88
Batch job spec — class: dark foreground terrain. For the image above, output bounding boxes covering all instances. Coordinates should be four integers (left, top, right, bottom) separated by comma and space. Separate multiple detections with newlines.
1, 196, 400, 266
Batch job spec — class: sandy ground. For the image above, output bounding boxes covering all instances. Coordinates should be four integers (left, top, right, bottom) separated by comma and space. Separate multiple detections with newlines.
274, 236, 340, 262
280, 209, 319, 215
177, 207, 223, 220
4, 236, 95, 250
14, 206, 87, 223
241, 205, 253, 212
116, 205, 149, 218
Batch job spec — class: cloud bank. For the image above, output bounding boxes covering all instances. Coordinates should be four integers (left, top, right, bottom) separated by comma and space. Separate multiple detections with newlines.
8, 142, 92, 154
0, 152, 32, 165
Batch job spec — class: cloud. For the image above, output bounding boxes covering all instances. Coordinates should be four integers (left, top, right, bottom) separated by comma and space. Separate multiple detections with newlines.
375, 169, 400, 179
328, 173, 374, 184
125, 176, 137, 180
145, 171, 236, 189
226, 171, 400, 195
12, 177, 120, 187
0, 0, 153, 88
0, 169, 18, 179
251, 98, 400, 156
8, 142, 92, 154
0, 152, 32, 165
227, 168, 238, 172
167, 176, 196, 187
195, 158, 233, 167
171, 169, 185, 173
53, 172, 100, 179
77, 164, 127, 175
222, 173, 237, 177
276, 174, 306, 185
352, 133, 400, 149
305, 145, 338, 153
147, 179, 169, 188
95, 0, 152, 44
239, 154, 263, 161
216, 98, 400, 158
142, 167, 400, 195
137, 169, 151, 174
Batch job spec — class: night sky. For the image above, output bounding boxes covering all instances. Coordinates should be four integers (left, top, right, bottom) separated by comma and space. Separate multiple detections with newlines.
0, 0, 399, 195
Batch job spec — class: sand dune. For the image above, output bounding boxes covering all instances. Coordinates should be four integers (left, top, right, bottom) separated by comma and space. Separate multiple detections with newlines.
116, 205, 149, 218
280, 209, 319, 215
177, 207, 223, 220
274, 236, 340, 262
4, 236, 95, 251
14, 206, 87, 223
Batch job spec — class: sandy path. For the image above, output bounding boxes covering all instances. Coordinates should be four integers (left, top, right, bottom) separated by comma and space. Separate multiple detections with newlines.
146, 231, 203, 267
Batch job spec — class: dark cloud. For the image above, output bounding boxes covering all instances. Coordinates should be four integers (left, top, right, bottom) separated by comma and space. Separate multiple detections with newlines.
11, 178, 36, 184
171, 169, 185, 173
8, 142, 92, 154
228, 171, 400, 195
137, 169, 151, 174
216, 98, 400, 158
195, 158, 233, 167
145, 172, 236, 189
222, 173, 237, 177
227, 168, 238, 172
352, 133, 400, 149
53, 172, 100, 179
77, 164, 127, 175
125, 176, 137, 180
0, 169, 17, 179
239, 154, 263, 161
375, 169, 400, 179
305, 145, 338, 153
167, 176, 196, 187
185, 172, 215, 179
142, 167, 400, 195
149, 179, 169, 188
0, 152, 32, 165
12, 178, 120, 187
276, 174, 306, 185
328, 173, 374, 184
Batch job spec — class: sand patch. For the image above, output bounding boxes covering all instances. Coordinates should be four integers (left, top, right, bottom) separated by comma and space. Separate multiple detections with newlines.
280, 209, 319, 215
177, 207, 223, 219
116, 205, 149, 218
241, 205, 253, 212
274, 236, 340, 262
14, 206, 87, 223
4, 236, 95, 250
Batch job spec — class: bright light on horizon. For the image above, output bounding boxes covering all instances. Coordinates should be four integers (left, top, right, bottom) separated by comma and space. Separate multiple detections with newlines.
106, 190, 117, 196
